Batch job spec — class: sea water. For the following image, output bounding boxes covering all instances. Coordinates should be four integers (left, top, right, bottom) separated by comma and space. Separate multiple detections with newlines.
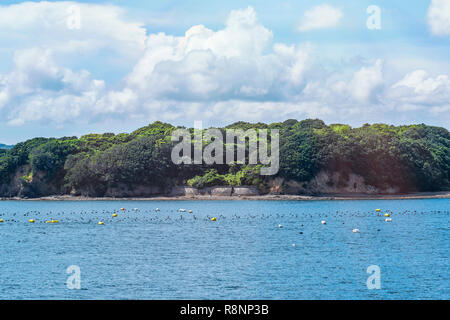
0, 199, 448, 299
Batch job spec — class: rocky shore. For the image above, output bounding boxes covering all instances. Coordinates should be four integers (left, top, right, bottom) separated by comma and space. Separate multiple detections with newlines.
3, 190, 450, 201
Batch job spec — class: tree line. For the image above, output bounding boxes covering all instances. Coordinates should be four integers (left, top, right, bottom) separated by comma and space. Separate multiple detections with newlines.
0, 119, 448, 197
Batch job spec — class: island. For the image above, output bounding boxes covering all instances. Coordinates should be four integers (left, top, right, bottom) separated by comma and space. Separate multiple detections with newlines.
0, 119, 449, 199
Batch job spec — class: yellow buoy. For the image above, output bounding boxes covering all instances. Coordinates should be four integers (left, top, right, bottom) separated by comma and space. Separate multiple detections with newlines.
51, 220, 59, 223
211, 217, 216, 221
112, 213, 118, 217
384, 213, 390, 217
376, 209, 381, 212
0, 219, 4, 223
45, 220, 52, 223
29, 219, 35, 223
98, 221, 104, 225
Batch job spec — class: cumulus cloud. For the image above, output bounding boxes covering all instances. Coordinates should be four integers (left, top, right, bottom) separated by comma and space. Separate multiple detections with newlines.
349, 59, 384, 103
0, 4, 448, 128
428, 0, 450, 36
0, 47, 105, 125
389, 70, 450, 106
297, 4, 342, 32
102, 7, 318, 115
125, 7, 275, 95
0, 1, 146, 57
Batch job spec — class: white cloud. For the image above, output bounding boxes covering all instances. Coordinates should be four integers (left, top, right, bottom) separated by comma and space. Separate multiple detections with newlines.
297, 4, 342, 32
431, 105, 450, 114
119, 7, 313, 105
0, 5, 448, 128
390, 69, 450, 106
428, 0, 450, 36
0, 1, 146, 57
0, 47, 105, 125
349, 59, 384, 103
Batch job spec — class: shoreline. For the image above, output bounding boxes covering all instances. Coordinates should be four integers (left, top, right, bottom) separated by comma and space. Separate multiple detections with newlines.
2, 191, 450, 201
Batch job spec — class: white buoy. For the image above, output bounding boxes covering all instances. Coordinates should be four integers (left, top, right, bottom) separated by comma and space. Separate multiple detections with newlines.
352, 229, 360, 233
179, 209, 186, 212
321, 220, 326, 225
278, 224, 283, 228
292, 243, 296, 247
385, 218, 392, 222
188, 210, 193, 213
133, 208, 139, 211
155, 208, 160, 212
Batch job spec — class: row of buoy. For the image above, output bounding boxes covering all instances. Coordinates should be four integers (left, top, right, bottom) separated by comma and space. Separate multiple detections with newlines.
111, 207, 196, 214
279, 221, 361, 235
322, 220, 359, 233
281, 220, 361, 228
0, 215, 218, 224
379, 208, 393, 222
0, 219, 112, 224
0, 208, 399, 227
282, 210, 389, 234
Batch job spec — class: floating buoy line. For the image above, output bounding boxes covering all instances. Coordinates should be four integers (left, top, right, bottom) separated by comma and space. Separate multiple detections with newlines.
0, 207, 447, 246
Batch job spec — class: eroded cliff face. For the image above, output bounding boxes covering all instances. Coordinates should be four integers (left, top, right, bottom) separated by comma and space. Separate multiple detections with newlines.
280, 171, 401, 195
1, 166, 403, 198
66, 183, 163, 197
102, 185, 162, 197
166, 170, 401, 197
169, 186, 260, 197
0, 166, 24, 197
0, 165, 59, 198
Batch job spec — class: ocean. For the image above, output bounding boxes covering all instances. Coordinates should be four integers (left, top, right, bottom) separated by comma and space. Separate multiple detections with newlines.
0, 199, 448, 299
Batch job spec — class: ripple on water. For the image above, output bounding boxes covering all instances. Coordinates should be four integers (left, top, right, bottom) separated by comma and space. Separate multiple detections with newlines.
0, 199, 448, 299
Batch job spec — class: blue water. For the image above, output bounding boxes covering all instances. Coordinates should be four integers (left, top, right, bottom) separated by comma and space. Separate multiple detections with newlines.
0, 199, 448, 300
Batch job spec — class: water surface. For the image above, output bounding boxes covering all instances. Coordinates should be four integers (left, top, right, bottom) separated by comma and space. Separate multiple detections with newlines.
0, 199, 448, 299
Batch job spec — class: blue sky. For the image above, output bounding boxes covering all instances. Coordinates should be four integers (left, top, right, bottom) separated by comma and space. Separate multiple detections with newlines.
0, 0, 449, 143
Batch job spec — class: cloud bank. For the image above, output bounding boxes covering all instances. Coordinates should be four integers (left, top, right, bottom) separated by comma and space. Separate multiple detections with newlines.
297, 4, 343, 32
0, 3, 449, 129
428, 0, 450, 36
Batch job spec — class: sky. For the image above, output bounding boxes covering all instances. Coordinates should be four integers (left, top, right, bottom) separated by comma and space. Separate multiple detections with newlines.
0, 0, 449, 143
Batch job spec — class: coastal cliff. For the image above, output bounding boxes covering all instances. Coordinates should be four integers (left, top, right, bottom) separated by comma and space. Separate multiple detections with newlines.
0, 119, 449, 198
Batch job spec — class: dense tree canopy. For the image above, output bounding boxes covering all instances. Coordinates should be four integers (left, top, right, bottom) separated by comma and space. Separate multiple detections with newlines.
0, 119, 448, 197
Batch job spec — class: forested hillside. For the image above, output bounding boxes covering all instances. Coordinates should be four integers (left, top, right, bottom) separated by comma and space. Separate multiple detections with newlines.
0, 119, 449, 197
